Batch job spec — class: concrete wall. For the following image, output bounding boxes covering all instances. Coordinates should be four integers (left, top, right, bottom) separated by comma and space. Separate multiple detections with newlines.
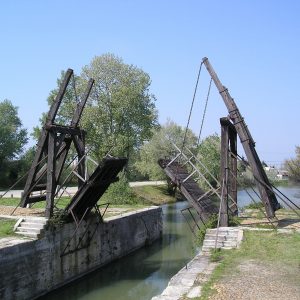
0, 206, 162, 300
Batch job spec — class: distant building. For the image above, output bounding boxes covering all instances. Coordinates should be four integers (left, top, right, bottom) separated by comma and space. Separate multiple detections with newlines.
276, 170, 289, 180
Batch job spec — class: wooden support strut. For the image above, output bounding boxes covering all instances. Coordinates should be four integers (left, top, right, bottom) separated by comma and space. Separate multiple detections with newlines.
20, 72, 94, 219
220, 117, 238, 227
202, 57, 280, 218
21, 69, 74, 207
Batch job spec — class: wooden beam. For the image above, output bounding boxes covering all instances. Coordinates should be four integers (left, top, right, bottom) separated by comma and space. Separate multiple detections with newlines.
45, 132, 57, 218
220, 118, 229, 226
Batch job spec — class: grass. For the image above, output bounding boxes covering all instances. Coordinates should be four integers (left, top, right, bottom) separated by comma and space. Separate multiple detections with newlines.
0, 196, 72, 209
198, 230, 300, 299
131, 185, 176, 205
0, 218, 17, 238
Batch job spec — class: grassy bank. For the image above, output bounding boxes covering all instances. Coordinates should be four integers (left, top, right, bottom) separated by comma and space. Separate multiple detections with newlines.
0, 218, 17, 238
132, 185, 176, 205
198, 230, 300, 299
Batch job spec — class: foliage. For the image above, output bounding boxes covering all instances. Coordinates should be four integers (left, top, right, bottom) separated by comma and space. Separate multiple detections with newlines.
244, 202, 264, 209
132, 185, 176, 205
0, 100, 28, 188
0, 99, 28, 163
0, 218, 16, 237
101, 172, 139, 205
134, 120, 198, 180
210, 248, 223, 262
284, 146, 300, 181
196, 213, 219, 244
196, 134, 221, 189
80, 54, 158, 160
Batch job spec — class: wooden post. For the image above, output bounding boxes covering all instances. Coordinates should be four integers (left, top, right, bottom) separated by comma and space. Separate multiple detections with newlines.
220, 118, 229, 226
45, 131, 57, 218
203, 57, 279, 218
73, 133, 86, 188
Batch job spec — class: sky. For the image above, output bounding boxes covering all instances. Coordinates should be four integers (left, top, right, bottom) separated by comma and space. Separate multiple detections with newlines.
1, 0, 299, 167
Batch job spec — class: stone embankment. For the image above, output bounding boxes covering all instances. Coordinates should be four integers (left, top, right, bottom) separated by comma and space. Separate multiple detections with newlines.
0, 206, 162, 300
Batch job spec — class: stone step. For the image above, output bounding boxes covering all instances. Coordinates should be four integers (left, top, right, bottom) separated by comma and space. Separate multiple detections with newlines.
205, 234, 237, 241
206, 228, 239, 235
15, 231, 39, 238
16, 227, 42, 234
23, 217, 47, 224
20, 222, 45, 229
203, 240, 236, 248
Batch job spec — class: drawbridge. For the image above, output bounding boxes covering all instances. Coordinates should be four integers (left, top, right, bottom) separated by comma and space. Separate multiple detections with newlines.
159, 57, 283, 226
19, 69, 127, 222
159, 143, 237, 226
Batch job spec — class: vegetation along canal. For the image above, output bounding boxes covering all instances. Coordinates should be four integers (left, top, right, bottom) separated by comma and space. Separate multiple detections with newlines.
40, 184, 300, 300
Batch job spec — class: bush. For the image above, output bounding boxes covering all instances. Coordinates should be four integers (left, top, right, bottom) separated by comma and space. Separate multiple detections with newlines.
102, 173, 139, 205
244, 202, 264, 209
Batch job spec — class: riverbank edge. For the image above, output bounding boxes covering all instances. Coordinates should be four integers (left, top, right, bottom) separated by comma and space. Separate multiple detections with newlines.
151, 226, 300, 300
0, 206, 162, 300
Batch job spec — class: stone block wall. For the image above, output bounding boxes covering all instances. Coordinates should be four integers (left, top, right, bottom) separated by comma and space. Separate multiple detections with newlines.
0, 206, 162, 300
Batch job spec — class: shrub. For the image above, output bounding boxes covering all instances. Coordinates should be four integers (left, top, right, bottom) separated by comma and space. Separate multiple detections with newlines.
102, 173, 139, 205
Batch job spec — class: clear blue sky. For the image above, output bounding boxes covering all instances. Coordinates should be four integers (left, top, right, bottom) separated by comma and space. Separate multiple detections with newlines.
1, 0, 299, 166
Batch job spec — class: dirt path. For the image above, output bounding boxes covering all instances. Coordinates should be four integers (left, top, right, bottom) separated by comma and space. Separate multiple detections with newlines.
209, 259, 300, 300
0, 205, 45, 217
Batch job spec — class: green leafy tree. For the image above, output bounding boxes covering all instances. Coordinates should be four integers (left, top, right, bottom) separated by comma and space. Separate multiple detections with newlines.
196, 134, 221, 188
80, 54, 158, 160
34, 54, 158, 175
0, 100, 28, 163
0, 100, 28, 188
135, 120, 198, 180
284, 146, 300, 181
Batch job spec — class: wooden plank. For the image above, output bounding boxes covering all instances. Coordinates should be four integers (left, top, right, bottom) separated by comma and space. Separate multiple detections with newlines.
26, 195, 47, 204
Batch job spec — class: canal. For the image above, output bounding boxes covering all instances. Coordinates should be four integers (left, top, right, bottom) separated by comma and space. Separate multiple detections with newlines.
42, 201, 197, 300
41, 184, 300, 300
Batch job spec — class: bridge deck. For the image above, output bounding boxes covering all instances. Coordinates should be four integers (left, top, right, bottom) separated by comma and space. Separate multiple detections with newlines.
158, 159, 218, 219
66, 157, 127, 220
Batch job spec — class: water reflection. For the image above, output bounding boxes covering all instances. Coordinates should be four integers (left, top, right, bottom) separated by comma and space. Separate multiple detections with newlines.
237, 184, 300, 208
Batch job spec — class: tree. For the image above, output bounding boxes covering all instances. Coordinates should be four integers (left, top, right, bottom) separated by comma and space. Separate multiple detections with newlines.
134, 120, 198, 180
80, 54, 158, 160
284, 146, 300, 181
196, 134, 221, 188
35, 54, 158, 173
0, 100, 27, 163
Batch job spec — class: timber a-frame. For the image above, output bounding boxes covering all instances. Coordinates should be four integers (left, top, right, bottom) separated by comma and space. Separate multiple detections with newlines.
20, 69, 94, 218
